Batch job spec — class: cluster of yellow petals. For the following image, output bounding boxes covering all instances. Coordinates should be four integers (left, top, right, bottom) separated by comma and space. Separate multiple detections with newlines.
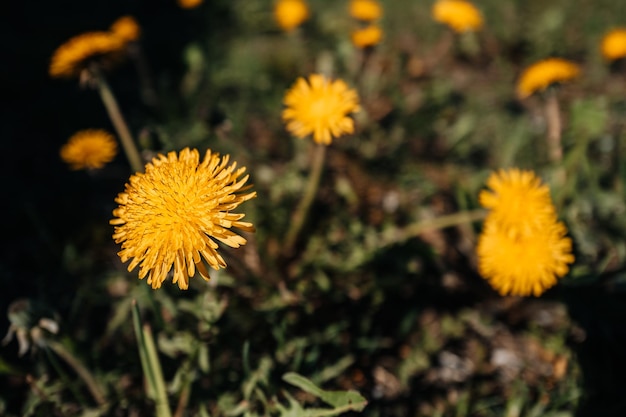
110, 16, 141, 43
351, 25, 383, 48
282, 74, 360, 145
477, 169, 575, 297
177, 0, 204, 9
274, 0, 309, 32
479, 169, 557, 235
348, 0, 383, 22
110, 148, 256, 290
601, 28, 626, 62
49, 16, 141, 78
60, 129, 118, 170
49, 32, 126, 78
432, 0, 483, 33
516, 58, 580, 99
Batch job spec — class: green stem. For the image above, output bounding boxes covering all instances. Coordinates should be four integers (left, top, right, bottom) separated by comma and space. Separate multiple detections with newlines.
388, 209, 487, 246
43, 345, 88, 406
544, 90, 563, 164
132, 300, 172, 417
132, 300, 156, 399
544, 90, 566, 187
47, 341, 107, 406
144, 324, 172, 417
337, 209, 487, 272
283, 144, 327, 256
93, 69, 144, 173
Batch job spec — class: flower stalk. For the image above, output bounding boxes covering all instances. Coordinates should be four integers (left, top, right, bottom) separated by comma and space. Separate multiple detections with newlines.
284, 144, 327, 256
544, 90, 563, 164
47, 341, 107, 406
131, 300, 172, 417
92, 67, 144, 173
389, 208, 487, 246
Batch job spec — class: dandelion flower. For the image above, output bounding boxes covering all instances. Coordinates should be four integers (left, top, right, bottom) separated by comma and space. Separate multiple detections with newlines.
349, 0, 383, 22
479, 168, 557, 236
177, 0, 204, 9
110, 16, 141, 43
274, 0, 309, 32
49, 32, 126, 78
601, 28, 626, 62
60, 129, 118, 170
477, 216, 574, 297
516, 58, 580, 99
110, 148, 256, 290
432, 0, 483, 33
282, 74, 360, 145
351, 25, 383, 48
476, 168, 575, 297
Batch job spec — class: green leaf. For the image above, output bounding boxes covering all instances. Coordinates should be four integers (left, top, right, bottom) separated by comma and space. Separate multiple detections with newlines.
282, 373, 367, 412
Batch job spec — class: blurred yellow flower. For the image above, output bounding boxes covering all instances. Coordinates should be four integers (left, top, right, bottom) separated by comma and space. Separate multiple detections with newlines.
349, 0, 383, 22
477, 216, 574, 297
60, 129, 118, 170
177, 0, 203, 9
516, 58, 580, 99
110, 16, 141, 43
274, 0, 309, 32
601, 28, 626, 61
110, 148, 256, 290
432, 0, 483, 33
479, 168, 557, 236
49, 32, 126, 78
282, 74, 360, 145
476, 168, 575, 297
351, 25, 383, 48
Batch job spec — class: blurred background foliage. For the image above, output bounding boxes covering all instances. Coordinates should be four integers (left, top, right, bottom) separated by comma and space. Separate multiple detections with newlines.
4, 0, 626, 416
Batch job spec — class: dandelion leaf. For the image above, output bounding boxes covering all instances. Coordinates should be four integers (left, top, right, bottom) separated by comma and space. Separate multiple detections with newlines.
282, 372, 368, 413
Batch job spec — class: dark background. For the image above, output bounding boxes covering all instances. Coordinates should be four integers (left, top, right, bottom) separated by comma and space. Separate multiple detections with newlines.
1, 0, 222, 322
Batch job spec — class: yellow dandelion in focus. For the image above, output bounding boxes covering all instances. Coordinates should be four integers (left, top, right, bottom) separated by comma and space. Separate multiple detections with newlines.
110, 148, 256, 290
351, 25, 383, 48
432, 0, 483, 33
479, 168, 557, 236
516, 58, 580, 99
349, 0, 383, 22
477, 216, 574, 297
49, 32, 126, 78
110, 16, 141, 43
177, 0, 203, 9
601, 28, 626, 62
282, 74, 360, 145
60, 129, 118, 170
274, 0, 309, 32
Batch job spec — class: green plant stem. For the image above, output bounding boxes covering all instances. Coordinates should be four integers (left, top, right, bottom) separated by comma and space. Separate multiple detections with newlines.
132, 300, 172, 417
47, 341, 107, 406
545, 90, 563, 164
131, 300, 156, 399
143, 324, 171, 417
382, 209, 487, 248
544, 90, 566, 186
283, 144, 327, 256
43, 345, 89, 406
173, 382, 192, 417
94, 70, 144, 173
